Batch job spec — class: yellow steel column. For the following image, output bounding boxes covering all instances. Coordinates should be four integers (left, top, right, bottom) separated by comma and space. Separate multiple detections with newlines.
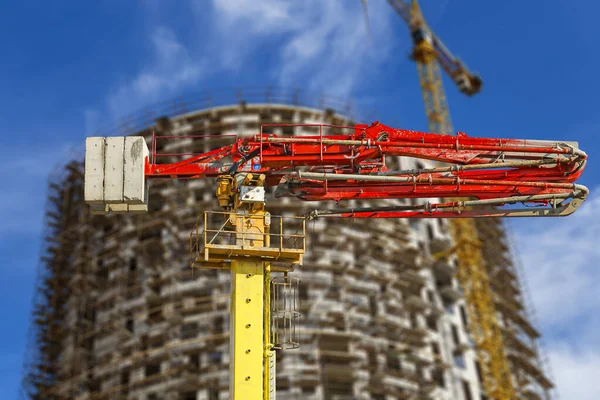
217, 173, 280, 399
231, 259, 264, 399
229, 183, 270, 399
231, 260, 264, 400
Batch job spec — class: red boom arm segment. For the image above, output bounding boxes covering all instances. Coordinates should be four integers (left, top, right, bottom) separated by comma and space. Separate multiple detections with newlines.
146, 122, 588, 218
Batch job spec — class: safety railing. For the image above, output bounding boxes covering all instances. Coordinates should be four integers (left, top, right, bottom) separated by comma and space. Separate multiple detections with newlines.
258, 122, 358, 165
190, 211, 306, 265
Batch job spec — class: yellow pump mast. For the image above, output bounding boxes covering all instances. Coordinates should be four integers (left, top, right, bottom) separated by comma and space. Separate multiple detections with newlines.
386, 1, 515, 398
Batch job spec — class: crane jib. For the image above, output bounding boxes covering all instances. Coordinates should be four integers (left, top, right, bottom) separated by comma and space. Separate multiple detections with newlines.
84, 121, 588, 219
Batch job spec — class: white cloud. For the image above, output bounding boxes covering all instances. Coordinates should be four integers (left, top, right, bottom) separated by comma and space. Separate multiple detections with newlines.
548, 346, 600, 400
210, 0, 396, 96
512, 188, 600, 399
90, 1, 399, 125
211, 0, 302, 33
514, 190, 600, 334
107, 26, 204, 116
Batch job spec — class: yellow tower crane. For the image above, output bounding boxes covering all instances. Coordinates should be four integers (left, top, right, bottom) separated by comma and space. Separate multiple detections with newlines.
386, 1, 515, 399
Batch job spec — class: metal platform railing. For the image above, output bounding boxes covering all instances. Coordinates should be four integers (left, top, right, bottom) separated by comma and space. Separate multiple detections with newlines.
190, 211, 306, 266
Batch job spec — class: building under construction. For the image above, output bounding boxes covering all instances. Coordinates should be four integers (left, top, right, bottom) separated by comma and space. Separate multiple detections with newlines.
21, 90, 555, 400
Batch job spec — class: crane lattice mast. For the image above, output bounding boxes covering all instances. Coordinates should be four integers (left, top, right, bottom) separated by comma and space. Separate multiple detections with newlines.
387, 0, 514, 398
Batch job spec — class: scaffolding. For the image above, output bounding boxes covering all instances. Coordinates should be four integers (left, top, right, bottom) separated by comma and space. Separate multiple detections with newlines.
475, 218, 555, 400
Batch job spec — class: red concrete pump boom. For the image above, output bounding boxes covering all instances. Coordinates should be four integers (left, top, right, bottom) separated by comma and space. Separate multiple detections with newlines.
142, 122, 587, 219
87, 121, 587, 219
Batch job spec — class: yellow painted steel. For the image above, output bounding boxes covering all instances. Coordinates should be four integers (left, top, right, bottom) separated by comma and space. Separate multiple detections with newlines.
231, 206, 270, 399
196, 207, 304, 399
231, 259, 264, 399
263, 262, 272, 400
414, 39, 452, 135
408, 1, 515, 398
410, 0, 451, 135
213, 173, 285, 399
449, 220, 514, 399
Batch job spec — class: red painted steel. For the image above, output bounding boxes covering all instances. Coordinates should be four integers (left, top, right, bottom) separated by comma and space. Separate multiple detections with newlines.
144, 122, 588, 218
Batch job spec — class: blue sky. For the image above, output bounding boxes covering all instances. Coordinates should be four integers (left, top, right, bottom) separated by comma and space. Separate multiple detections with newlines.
2, 1, 599, 398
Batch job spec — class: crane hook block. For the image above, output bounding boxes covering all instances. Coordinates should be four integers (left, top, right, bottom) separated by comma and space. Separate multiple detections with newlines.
84, 136, 149, 214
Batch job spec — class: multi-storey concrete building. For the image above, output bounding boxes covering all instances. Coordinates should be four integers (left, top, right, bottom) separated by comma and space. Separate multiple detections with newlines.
21, 90, 554, 400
